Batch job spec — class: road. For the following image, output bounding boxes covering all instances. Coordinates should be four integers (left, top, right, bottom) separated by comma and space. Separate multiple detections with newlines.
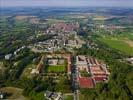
72, 56, 79, 100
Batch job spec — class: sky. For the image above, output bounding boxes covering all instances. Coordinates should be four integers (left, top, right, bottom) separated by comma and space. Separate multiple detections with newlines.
1, 0, 133, 8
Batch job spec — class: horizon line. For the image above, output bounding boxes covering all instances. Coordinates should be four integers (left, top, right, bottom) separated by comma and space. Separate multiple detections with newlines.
1, 6, 133, 9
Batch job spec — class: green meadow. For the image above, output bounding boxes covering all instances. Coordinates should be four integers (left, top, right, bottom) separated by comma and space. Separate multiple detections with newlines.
98, 35, 133, 55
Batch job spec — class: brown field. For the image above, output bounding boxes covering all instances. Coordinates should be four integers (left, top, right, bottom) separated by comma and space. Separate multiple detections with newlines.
15, 15, 34, 20
93, 16, 108, 21
125, 40, 133, 47
0, 87, 28, 100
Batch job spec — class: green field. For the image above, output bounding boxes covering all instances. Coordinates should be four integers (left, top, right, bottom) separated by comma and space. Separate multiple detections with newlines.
47, 65, 66, 73
65, 95, 73, 100
114, 32, 133, 41
45, 19, 66, 24
98, 36, 133, 55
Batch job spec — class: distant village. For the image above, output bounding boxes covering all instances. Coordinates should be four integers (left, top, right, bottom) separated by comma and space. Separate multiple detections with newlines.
28, 22, 85, 53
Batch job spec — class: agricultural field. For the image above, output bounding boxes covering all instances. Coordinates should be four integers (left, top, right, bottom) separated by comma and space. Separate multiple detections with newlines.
45, 18, 66, 24
98, 34, 133, 55
15, 15, 33, 20
93, 16, 109, 21
62, 14, 87, 19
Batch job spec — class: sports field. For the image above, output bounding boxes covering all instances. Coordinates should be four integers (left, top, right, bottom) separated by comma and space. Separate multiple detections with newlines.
47, 65, 66, 73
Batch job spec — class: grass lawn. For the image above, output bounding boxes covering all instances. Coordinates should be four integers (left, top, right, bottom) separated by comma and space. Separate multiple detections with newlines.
47, 65, 66, 73
98, 36, 133, 55
65, 95, 74, 100
29, 91, 47, 100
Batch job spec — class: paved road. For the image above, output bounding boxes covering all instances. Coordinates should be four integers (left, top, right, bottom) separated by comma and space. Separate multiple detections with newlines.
72, 56, 79, 100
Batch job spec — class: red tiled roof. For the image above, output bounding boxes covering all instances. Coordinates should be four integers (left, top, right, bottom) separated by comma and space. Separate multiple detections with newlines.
49, 23, 78, 32
90, 66, 106, 75
79, 77, 95, 88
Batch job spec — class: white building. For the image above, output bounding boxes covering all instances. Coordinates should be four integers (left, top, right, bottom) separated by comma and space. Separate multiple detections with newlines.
5, 54, 12, 60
